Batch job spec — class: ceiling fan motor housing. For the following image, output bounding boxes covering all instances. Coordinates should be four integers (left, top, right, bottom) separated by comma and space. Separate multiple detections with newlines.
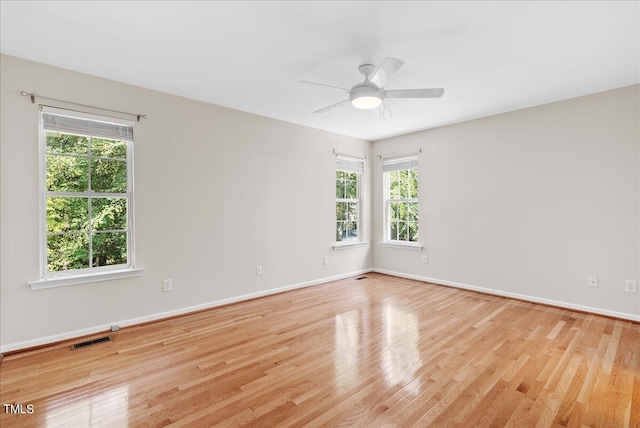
358, 64, 376, 76
350, 83, 383, 109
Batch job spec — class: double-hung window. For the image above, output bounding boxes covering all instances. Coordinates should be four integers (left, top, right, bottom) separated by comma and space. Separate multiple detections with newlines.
38, 107, 136, 284
383, 155, 419, 243
336, 155, 363, 243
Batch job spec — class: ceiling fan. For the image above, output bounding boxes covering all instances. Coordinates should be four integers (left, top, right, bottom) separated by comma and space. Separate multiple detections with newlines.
299, 57, 444, 119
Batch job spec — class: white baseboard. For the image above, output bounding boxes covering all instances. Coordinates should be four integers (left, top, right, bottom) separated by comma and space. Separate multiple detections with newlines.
0, 269, 372, 354
372, 268, 640, 322
3, 267, 636, 353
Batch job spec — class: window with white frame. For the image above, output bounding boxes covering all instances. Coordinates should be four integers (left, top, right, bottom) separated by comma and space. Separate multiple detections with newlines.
383, 155, 419, 243
40, 107, 135, 277
336, 156, 363, 242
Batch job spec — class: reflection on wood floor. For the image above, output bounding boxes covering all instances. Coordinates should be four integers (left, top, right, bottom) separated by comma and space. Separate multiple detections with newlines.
1, 273, 638, 427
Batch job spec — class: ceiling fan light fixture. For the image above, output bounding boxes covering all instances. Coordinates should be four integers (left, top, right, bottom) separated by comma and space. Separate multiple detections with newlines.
351, 95, 383, 109
350, 86, 383, 109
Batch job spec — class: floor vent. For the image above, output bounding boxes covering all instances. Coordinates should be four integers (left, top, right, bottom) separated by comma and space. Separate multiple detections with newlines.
71, 336, 111, 350
355, 276, 368, 280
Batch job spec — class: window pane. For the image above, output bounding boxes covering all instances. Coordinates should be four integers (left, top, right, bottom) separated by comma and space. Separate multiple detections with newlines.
336, 222, 344, 242
401, 202, 409, 221
336, 178, 345, 199
389, 172, 401, 199
390, 222, 398, 241
407, 202, 418, 222
47, 233, 90, 271
409, 169, 418, 198
408, 222, 418, 242
345, 179, 357, 199
91, 159, 127, 193
399, 170, 410, 198
46, 197, 88, 233
389, 202, 399, 221
336, 202, 347, 221
398, 222, 408, 241
46, 132, 88, 155
91, 138, 126, 159
92, 198, 127, 231
346, 221, 358, 240
47, 155, 88, 192
347, 202, 358, 221
92, 232, 127, 267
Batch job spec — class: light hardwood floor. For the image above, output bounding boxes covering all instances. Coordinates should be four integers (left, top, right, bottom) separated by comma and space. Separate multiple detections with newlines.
1, 273, 638, 427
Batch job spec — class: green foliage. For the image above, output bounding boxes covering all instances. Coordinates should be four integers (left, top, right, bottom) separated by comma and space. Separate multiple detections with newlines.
47, 197, 88, 233
91, 158, 127, 192
46, 155, 88, 192
92, 198, 127, 230
91, 138, 126, 158
45, 133, 129, 272
389, 169, 418, 199
46, 132, 88, 154
92, 232, 127, 267
47, 233, 89, 271
336, 201, 358, 241
387, 168, 419, 242
336, 171, 359, 241
336, 171, 358, 199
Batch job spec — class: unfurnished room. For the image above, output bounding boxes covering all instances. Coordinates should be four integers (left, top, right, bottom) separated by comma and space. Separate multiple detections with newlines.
0, 1, 638, 427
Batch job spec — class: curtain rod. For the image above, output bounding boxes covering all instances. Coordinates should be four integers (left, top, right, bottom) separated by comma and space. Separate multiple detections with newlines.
378, 147, 423, 159
333, 149, 367, 160
20, 91, 147, 122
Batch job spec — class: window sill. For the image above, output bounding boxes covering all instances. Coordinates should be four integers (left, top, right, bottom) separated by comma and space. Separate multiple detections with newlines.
379, 242, 423, 251
28, 267, 144, 290
333, 241, 368, 251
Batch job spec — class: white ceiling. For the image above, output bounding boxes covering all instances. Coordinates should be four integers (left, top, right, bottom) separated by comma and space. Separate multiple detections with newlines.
1, 1, 638, 141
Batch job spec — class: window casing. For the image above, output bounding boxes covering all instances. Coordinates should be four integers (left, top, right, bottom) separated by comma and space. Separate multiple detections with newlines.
383, 156, 419, 243
336, 156, 363, 243
39, 107, 135, 279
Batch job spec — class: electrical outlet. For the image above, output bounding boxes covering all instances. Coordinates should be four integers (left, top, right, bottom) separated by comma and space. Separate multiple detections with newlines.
625, 280, 637, 293
323, 256, 328, 265
163, 278, 173, 292
110, 325, 120, 332
588, 276, 598, 288
256, 265, 262, 276
422, 255, 428, 264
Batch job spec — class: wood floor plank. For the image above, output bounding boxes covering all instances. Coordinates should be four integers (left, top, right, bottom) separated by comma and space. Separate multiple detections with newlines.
1, 273, 638, 427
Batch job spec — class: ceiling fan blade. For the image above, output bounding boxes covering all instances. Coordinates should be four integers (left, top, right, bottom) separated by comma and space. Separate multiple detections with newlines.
384, 88, 445, 98
298, 81, 349, 92
372, 103, 392, 120
370, 57, 405, 88
313, 99, 349, 114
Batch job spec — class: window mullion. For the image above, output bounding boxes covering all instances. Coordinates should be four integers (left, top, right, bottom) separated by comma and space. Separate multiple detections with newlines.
87, 136, 92, 194
87, 136, 93, 269
94, 229, 128, 234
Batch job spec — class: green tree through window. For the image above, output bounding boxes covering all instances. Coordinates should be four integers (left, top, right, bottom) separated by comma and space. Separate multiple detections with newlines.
336, 156, 363, 242
42, 110, 133, 275
383, 156, 418, 243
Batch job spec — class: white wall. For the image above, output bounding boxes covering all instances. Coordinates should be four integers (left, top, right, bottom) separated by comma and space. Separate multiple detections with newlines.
0, 55, 373, 351
373, 85, 640, 319
1, 54, 638, 352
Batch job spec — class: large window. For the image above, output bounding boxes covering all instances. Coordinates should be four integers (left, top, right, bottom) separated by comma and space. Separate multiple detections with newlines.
40, 108, 134, 277
383, 155, 418, 243
336, 156, 363, 242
